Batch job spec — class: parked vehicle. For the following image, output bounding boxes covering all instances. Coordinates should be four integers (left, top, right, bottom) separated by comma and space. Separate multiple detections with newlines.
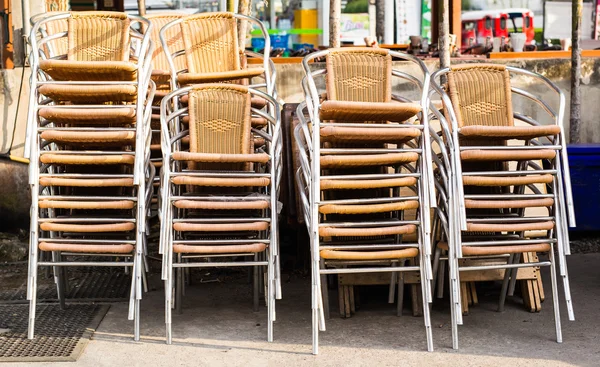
461, 8, 535, 50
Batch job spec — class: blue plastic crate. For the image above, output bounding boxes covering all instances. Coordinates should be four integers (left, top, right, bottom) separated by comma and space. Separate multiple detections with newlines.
251, 37, 265, 51
567, 144, 600, 231
270, 34, 290, 49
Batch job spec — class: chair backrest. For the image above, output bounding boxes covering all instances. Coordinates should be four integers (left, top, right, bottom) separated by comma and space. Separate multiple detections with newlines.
146, 13, 186, 72
447, 64, 514, 127
44, 17, 69, 57
45, 0, 69, 11
325, 47, 392, 102
188, 84, 251, 155
67, 12, 131, 62
180, 12, 240, 74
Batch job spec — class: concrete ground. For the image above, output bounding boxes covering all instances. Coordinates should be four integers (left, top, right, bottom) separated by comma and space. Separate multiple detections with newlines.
10, 253, 600, 367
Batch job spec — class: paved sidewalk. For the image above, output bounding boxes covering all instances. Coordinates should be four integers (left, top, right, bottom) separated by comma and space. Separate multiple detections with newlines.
11, 254, 600, 366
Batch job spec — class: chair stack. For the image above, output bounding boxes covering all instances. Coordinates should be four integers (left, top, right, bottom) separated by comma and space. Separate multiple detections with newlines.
294, 48, 435, 354
158, 12, 282, 343
429, 64, 575, 348
25, 11, 154, 340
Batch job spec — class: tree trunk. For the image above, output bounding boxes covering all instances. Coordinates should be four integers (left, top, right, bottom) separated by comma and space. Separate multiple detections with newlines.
439, 0, 450, 71
330, 0, 341, 48
376, 0, 385, 43
137, 0, 146, 16
238, 0, 251, 49
570, 0, 582, 143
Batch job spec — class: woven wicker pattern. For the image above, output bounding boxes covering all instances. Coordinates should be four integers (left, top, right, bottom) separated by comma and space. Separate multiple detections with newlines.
188, 84, 251, 155
326, 48, 392, 102
146, 14, 186, 74
45, 18, 69, 57
447, 64, 514, 128
68, 12, 130, 62
45, 0, 69, 11
181, 12, 240, 74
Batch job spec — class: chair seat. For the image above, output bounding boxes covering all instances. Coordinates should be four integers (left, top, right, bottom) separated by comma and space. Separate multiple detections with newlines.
320, 152, 419, 168
39, 107, 137, 125
171, 176, 270, 187
40, 222, 135, 232
39, 242, 134, 254
319, 200, 419, 215
173, 199, 269, 210
437, 241, 551, 256
39, 60, 138, 81
462, 174, 553, 186
320, 248, 418, 260
173, 221, 269, 232
320, 126, 421, 144
39, 177, 134, 187
459, 125, 561, 140
177, 67, 265, 84
38, 84, 138, 103
320, 177, 417, 190
460, 149, 556, 161
319, 224, 417, 237
173, 243, 267, 254
40, 153, 135, 165
41, 130, 135, 145
464, 198, 554, 209
38, 200, 135, 210
319, 100, 421, 122
465, 221, 555, 233
172, 152, 270, 164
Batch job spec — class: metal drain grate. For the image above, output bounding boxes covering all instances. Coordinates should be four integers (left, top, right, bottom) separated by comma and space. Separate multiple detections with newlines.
0, 263, 131, 303
0, 304, 109, 362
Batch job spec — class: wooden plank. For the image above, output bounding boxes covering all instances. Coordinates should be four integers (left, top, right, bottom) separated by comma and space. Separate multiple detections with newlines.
459, 267, 537, 282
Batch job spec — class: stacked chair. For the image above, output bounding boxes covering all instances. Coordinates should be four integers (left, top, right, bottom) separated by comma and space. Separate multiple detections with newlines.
294, 48, 435, 354
429, 64, 575, 348
158, 12, 282, 343
25, 11, 154, 340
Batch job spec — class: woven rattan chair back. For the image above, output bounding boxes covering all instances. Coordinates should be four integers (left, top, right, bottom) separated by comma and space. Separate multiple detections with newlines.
447, 64, 514, 128
180, 12, 241, 74
44, 18, 69, 57
146, 14, 186, 74
325, 48, 392, 102
45, 0, 69, 11
67, 12, 131, 62
188, 84, 251, 154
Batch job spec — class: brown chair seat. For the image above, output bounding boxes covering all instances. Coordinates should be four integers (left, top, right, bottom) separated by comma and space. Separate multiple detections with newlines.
38, 84, 137, 103
177, 67, 265, 84
40, 130, 135, 145
39, 107, 137, 125
172, 152, 270, 164
320, 152, 419, 168
40, 222, 135, 232
320, 247, 418, 260
437, 241, 550, 256
462, 174, 553, 186
173, 243, 266, 254
320, 176, 417, 190
39, 177, 134, 187
40, 153, 135, 165
319, 100, 421, 122
173, 199, 269, 210
320, 126, 421, 144
39, 242, 134, 254
460, 149, 556, 162
464, 198, 554, 209
171, 176, 270, 187
39, 60, 138, 81
459, 125, 561, 140
465, 221, 555, 233
173, 221, 269, 232
319, 224, 417, 237
38, 200, 135, 210
319, 200, 419, 215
